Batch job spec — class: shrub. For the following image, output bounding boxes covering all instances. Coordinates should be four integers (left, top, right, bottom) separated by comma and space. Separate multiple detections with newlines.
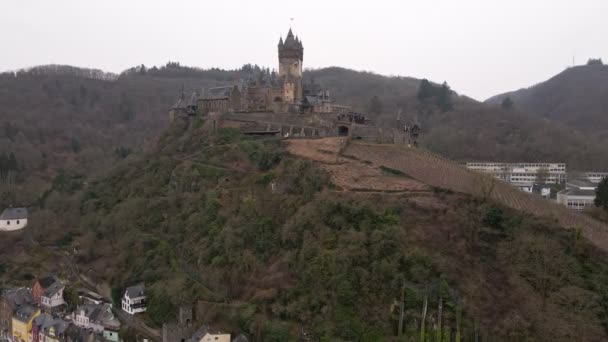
483, 206, 504, 230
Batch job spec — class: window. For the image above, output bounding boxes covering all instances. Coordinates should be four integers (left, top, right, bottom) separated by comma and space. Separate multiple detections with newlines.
16, 220, 19, 224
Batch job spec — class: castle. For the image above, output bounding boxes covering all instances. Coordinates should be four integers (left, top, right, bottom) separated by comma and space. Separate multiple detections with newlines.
170, 28, 350, 119
169, 29, 406, 143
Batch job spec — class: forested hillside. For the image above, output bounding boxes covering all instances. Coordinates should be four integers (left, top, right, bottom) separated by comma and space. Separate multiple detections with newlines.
486, 62, 608, 139
0, 64, 242, 206
2, 62, 608, 210
5, 122, 608, 341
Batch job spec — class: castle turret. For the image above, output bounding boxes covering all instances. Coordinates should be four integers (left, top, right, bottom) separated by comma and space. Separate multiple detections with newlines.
278, 28, 304, 106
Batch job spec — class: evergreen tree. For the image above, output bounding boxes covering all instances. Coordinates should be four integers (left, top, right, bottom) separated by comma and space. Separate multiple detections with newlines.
501, 97, 514, 110
368, 95, 384, 116
595, 177, 608, 211
436, 82, 453, 112
417, 79, 434, 101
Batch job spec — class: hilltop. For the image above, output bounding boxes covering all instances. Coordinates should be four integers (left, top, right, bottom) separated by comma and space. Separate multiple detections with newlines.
3, 62, 608, 210
486, 63, 608, 138
4, 119, 608, 340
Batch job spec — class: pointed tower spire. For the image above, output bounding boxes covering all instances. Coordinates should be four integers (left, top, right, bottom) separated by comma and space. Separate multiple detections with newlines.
287, 28, 294, 39
278, 36, 284, 47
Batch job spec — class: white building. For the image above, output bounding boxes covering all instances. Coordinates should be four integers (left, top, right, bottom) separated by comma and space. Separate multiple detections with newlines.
40, 281, 65, 309
557, 179, 597, 211
583, 172, 608, 184
466, 162, 567, 186
74, 303, 120, 339
121, 284, 146, 315
191, 325, 234, 342
0, 207, 28, 231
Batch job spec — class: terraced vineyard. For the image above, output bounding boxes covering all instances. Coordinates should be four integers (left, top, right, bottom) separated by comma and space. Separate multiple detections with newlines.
346, 141, 608, 252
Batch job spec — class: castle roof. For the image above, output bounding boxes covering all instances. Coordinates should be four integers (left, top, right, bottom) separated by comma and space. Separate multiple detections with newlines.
280, 28, 303, 50
172, 91, 187, 110
188, 91, 198, 107
203, 86, 235, 100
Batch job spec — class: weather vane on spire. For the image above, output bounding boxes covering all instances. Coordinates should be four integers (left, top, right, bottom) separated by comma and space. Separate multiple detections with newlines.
290, 17, 294, 28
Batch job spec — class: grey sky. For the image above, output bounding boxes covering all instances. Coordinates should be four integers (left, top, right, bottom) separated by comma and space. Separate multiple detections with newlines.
2, 0, 607, 100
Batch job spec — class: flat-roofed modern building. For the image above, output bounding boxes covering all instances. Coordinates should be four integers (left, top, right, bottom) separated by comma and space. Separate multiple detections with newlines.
465, 162, 567, 186
557, 179, 597, 211
584, 172, 608, 184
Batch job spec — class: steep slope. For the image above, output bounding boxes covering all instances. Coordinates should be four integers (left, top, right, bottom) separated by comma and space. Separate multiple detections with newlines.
5, 125, 608, 341
3, 62, 608, 212
0, 64, 243, 206
486, 64, 608, 138
420, 102, 608, 170
342, 141, 608, 249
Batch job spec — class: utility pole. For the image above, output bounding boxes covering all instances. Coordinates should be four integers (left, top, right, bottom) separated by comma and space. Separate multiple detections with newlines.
398, 278, 405, 336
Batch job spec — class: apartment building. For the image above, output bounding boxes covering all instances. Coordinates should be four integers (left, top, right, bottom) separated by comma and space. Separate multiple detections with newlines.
466, 162, 567, 185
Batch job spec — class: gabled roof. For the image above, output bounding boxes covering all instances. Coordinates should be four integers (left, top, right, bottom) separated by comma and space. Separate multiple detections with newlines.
78, 303, 117, 326
43, 318, 70, 336
14, 304, 38, 322
231, 334, 249, 342
2, 288, 34, 308
202, 86, 235, 100
34, 313, 70, 336
43, 280, 65, 297
0, 207, 28, 220
38, 275, 59, 289
191, 324, 210, 342
188, 91, 198, 107
172, 96, 188, 110
125, 284, 145, 298
33, 313, 54, 327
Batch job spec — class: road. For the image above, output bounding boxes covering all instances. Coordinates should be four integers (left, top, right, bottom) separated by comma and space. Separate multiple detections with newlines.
24, 231, 162, 341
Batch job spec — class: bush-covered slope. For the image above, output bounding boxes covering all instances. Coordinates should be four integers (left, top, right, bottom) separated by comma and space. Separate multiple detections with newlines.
6, 121, 607, 341
486, 64, 608, 139
3, 62, 608, 211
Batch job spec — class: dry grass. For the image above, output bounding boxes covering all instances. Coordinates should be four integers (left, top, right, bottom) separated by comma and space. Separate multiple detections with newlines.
286, 137, 429, 193
346, 141, 608, 252
287, 137, 608, 252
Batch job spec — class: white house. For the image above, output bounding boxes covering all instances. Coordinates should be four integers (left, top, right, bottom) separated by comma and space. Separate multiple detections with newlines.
121, 284, 146, 315
191, 325, 234, 342
40, 281, 65, 309
74, 303, 120, 338
0, 207, 28, 231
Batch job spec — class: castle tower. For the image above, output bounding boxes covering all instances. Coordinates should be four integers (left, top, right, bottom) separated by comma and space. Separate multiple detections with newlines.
278, 28, 304, 106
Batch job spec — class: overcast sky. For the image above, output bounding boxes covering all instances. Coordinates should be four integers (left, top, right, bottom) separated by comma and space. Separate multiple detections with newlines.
2, 0, 607, 100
